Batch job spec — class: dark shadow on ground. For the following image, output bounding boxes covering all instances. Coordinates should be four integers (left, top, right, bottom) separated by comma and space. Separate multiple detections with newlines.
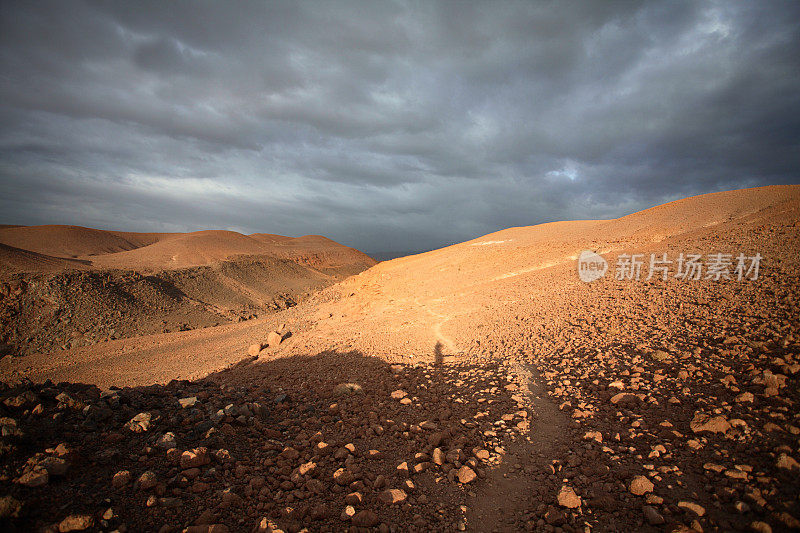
434, 341, 444, 369
0, 350, 525, 532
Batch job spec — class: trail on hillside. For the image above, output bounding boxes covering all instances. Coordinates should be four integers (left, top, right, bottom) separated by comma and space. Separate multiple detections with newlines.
414, 297, 459, 355
466, 359, 573, 532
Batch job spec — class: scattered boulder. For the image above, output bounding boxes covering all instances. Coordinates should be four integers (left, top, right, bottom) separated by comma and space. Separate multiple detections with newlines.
432, 448, 444, 465
280, 447, 299, 460
41, 456, 69, 476
333, 468, 353, 486
629, 475, 654, 496
267, 331, 283, 348
777, 454, 800, 471
379, 489, 407, 505
456, 466, 476, 484
473, 448, 490, 460
17, 469, 48, 487
736, 392, 755, 403
610, 393, 639, 405
112, 470, 132, 489
678, 501, 706, 516
248, 343, 264, 356
557, 485, 581, 509
344, 492, 363, 505
138, 470, 158, 490
157, 432, 178, 450
181, 448, 211, 469
124, 412, 153, 433
643, 505, 664, 525
58, 514, 94, 532
651, 350, 671, 361
690, 413, 730, 434
178, 396, 197, 408
749, 521, 772, 533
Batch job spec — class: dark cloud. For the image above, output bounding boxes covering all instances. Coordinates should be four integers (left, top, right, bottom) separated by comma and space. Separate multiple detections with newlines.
1, 0, 798, 252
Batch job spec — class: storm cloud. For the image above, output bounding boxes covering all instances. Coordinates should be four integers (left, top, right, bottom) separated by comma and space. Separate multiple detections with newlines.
1, 0, 798, 251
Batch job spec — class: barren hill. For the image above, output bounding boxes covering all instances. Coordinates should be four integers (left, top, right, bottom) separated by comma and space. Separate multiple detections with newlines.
0, 243, 90, 273
0, 225, 376, 272
0, 224, 173, 258
0, 185, 798, 532
83, 230, 281, 271
85, 230, 374, 273
0, 227, 376, 355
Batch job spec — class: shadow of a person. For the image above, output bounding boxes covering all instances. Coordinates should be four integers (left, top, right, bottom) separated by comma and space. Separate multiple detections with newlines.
434, 341, 444, 369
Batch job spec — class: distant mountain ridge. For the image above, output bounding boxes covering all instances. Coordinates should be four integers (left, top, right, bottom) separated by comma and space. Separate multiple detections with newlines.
0, 224, 376, 272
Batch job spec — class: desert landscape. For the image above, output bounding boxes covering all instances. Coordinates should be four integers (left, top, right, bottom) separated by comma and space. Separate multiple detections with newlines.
2, 2, 800, 532
0, 227, 375, 357
0, 185, 798, 532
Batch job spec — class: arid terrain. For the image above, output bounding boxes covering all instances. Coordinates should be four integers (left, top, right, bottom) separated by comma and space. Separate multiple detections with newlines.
0, 227, 376, 356
0, 185, 798, 532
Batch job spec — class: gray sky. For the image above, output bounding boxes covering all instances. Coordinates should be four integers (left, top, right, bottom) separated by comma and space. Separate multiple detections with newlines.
1, 1, 798, 251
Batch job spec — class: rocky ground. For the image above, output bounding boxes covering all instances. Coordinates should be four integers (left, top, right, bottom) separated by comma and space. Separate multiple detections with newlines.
0, 257, 341, 357
462, 254, 800, 532
529, 325, 800, 532
0, 351, 531, 532
4, 299, 796, 533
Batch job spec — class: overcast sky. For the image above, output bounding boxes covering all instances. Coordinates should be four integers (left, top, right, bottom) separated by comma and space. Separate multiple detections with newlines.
1, 1, 798, 251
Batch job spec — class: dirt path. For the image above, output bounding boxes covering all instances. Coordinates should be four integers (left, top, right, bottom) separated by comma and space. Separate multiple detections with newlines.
414, 297, 459, 354
466, 359, 572, 532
